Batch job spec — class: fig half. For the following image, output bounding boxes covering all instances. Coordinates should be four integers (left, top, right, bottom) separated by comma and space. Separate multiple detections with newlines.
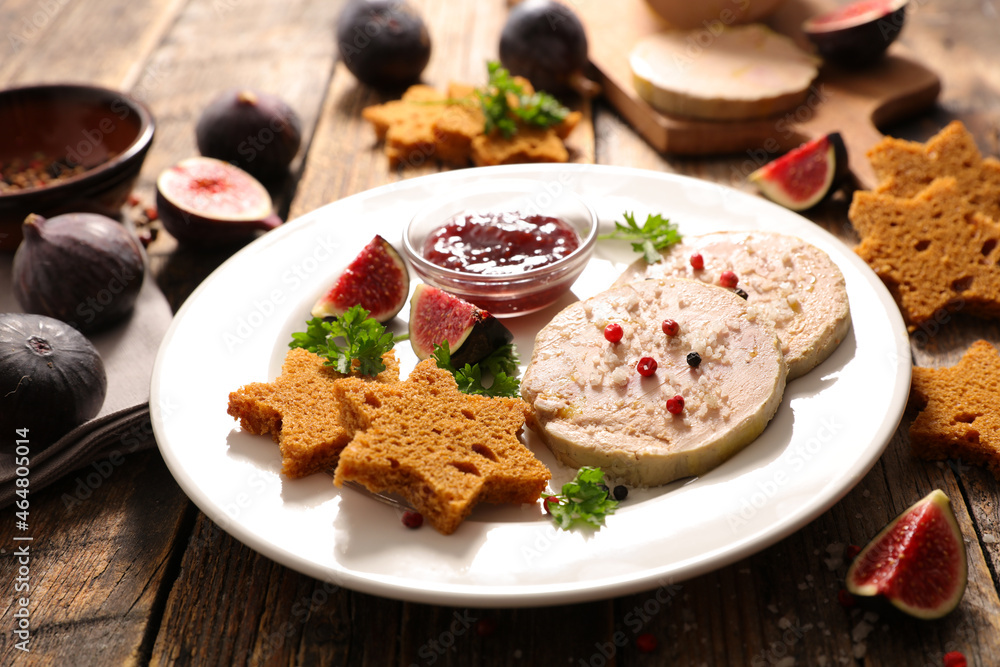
748, 132, 847, 211
156, 156, 282, 247
846, 489, 967, 619
311, 235, 410, 323
408, 283, 513, 367
803, 0, 907, 69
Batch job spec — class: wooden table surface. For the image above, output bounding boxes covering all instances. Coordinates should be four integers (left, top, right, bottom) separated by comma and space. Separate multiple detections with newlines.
3, 0, 999, 665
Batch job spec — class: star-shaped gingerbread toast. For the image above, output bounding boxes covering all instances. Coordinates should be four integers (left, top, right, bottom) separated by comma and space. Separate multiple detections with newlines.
227, 348, 400, 478
867, 120, 1000, 221
910, 340, 1000, 479
849, 177, 1000, 328
332, 359, 551, 534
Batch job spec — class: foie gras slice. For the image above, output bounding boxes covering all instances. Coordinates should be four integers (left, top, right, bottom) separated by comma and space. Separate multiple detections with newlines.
521, 278, 786, 487
629, 24, 820, 121
613, 231, 851, 380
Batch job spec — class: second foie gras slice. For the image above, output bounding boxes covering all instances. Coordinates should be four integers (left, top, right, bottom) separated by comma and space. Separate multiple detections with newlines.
521, 278, 786, 487
613, 231, 851, 380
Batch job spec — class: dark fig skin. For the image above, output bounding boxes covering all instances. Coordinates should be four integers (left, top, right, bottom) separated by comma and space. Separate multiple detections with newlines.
196, 89, 302, 182
13, 213, 146, 334
156, 157, 282, 248
803, 0, 907, 68
499, 0, 597, 97
336, 0, 431, 89
0, 313, 107, 446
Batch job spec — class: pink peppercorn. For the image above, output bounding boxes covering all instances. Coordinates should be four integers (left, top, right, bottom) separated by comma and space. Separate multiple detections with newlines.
604, 322, 623, 343
636, 357, 657, 376
666, 395, 684, 414
943, 651, 967, 667
719, 270, 738, 288
402, 510, 423, 529
636, 633, 658, 653
837, 588, 856, 608
662, 319, 679, 336
689, 253, 704, 270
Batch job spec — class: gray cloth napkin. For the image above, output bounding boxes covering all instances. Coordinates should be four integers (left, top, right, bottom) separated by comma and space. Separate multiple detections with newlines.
0, 253, 173, 508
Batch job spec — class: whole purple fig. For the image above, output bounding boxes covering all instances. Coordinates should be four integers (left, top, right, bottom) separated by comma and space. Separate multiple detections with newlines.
13, 213, 146, 333
195, 89, 302, 182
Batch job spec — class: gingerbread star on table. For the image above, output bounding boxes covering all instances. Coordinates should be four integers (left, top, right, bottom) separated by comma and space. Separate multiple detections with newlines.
227, 347, 400, 478
867, 120, 1000, 221
849, 177, 1000, 328
332, 359, 551, 535
910, 340, 1000, 480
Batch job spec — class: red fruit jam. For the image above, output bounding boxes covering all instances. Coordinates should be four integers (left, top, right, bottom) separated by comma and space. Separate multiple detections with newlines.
422, 210, 581, 276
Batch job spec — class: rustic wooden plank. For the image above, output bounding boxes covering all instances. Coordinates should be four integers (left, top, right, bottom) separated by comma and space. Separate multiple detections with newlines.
0, 0, 187, 87
0, 451, 192, 665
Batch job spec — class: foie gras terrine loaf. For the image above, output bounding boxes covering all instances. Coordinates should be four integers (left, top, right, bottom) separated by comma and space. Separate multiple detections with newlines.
521, 277, 786, 487
613, 231, 851, 380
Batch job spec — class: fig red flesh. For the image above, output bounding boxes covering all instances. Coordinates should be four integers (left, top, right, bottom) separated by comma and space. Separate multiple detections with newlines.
748, 133, 847, 211
310, 235, 410, 323
846, 489, 967, 619
156, 156, 281, 247
408, 283, 513, 366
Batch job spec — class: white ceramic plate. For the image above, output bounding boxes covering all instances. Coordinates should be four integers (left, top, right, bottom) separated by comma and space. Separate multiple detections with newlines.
151, 164, 910, 607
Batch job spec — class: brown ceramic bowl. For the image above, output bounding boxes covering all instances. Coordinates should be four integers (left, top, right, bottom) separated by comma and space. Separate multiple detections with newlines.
0, 83, 155, 251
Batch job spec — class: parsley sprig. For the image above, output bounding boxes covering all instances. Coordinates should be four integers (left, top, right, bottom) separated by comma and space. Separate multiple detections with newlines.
478, 61, 570, 139
543, 467, 620, 530
431, 340, 521, 398
289, 305, 403, 376
598, 212, 682, 264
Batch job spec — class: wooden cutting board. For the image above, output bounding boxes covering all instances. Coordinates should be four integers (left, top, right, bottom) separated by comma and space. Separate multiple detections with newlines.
572, 0, 941, 190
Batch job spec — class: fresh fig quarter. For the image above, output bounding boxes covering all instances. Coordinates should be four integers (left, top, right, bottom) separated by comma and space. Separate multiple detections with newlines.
156, 156, 282, 247
408, 283, 513, 366
311, 235, 410, 323
846, 489, 967, 619
748, 133, 848, 211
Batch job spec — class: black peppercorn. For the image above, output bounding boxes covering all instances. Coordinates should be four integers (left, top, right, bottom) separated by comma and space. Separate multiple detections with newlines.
687, 351, 702, 368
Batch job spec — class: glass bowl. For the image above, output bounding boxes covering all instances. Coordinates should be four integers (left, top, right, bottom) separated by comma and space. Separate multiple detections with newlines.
402, 178, 598, 317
